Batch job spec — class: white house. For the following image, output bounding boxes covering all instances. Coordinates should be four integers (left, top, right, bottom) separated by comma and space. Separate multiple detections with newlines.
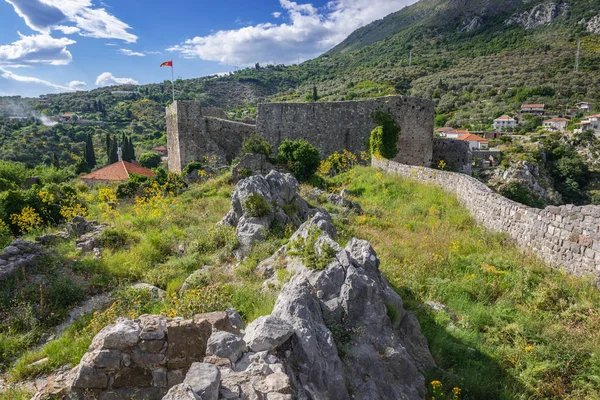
521, 104, 545, 115
575, 115, 600, 135
542, 118, 570, 133
457, 133, 489, 150
576, 102, 594, 112
493, 115, 517, 131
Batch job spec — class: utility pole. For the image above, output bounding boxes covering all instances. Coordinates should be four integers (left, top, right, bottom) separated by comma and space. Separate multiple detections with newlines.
575, 38, 581, 72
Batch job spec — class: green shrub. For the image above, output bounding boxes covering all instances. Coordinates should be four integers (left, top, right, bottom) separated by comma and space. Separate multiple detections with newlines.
243, 194, 271, 218
99, 229, 138, 250
289, 226, 336, 270
370, 110, 401, 159
194, 225, 239, 256
183, 162, 204, 176
240, 134, 271, 156
277, 139, 321, 182
138, 152, 162, 169
0, 161, 27, 187
0, 178, 18, 192
498, 181, 546, 208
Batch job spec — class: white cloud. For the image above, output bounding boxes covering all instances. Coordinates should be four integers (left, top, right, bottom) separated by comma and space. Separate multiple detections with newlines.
105, 43, 117, 46
145, 51, 161, 55
272, 12, 282, 18
68, 80, 86, 90
95, 72, 138, 86
54, 25, 80, 34
0, 66, 72, 91
0, 32, 75, 66
168, 0, 416, 65
119, 48, 145, 57
5, 0, 137, 43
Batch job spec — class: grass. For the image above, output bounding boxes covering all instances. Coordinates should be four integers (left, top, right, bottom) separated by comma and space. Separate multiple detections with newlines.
2, 173, 285, 383
325, 166, 600, 400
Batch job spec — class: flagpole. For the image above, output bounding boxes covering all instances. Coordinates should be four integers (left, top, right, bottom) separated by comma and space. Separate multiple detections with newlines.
171, 60, 175, 103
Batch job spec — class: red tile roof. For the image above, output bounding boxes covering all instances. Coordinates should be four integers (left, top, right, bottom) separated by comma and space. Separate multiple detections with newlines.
457, 134, 488, 143
495, 115, 515, 121
521, 104, 545, 109
80, 161, 155, 181
153, 145, 167, 152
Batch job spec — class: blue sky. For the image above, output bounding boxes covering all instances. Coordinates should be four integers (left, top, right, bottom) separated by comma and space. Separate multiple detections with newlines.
0, 0, 416, 97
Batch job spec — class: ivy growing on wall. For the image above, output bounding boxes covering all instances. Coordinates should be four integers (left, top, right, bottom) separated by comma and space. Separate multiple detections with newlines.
370, 110, 401, 159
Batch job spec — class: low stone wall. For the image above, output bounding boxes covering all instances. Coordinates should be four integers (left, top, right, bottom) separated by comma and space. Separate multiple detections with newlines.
373, 157, 600, 283
0, 239, 45, 283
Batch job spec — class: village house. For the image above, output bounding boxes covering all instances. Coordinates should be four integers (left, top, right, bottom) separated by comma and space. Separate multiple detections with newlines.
575, 115, 600, 135
80, 161, 155, 186
38, 99, 52, 105
576, 102, 594, 112
457, 133, 489, 150
60, 113, 78, 122
153, 145, 168, 156
493, 115, 517, 131
542, 118, 570, 133
521, 104, 545, 115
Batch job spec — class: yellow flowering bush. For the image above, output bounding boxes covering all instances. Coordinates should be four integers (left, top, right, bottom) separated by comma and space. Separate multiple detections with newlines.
133, 181, 176, 222
438, 159, 447, 171
97, 187, 118, 220
59, 192, 88, 221
10, 206, 43, 233
164, 285, 232, 318
318, 150, 360, 177
431, 380, 443, 399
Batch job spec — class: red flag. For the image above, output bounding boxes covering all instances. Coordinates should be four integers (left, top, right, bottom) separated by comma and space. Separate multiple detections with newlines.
160, 61, 173, 67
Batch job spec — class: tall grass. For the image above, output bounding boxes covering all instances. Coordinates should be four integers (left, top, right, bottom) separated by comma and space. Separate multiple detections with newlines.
328, 166, 600, 400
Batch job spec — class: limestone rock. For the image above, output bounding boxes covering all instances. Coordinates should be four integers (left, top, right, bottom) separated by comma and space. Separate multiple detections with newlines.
163, 383, 199, 400
243, 316, 294, 353
0, 239, 45, 283
461, 16, 483, 32
588, 15, 600, 34
131, 283, 167, 300
219, 170, 310, 250
90, 318, 141, 351
231, 153, 278, 182
183, 363, 220, 400
166, 318, 212, 369
505, 2, 567, 29
206, 331, 247, 363
226, 308, 245, 334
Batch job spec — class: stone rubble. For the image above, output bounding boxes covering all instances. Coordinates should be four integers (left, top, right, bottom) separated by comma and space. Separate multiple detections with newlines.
0, 239, 45, 283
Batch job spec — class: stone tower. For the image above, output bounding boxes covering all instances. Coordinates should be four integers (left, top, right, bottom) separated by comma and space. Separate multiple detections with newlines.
166, 101, 205, 173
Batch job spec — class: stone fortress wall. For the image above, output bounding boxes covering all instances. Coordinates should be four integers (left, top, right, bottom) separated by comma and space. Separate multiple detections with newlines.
167, 96, 435, 172
373, 157, 600, 284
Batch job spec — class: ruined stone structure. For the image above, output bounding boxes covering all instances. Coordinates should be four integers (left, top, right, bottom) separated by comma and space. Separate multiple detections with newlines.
432, 138, 472, 174
167, 96, 435, 172
373, 157, 600, 284
167, 101, 256, 172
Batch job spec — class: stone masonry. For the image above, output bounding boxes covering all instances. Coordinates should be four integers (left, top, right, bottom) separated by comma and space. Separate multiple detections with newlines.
167, 96, 435, 172
373, 157, 600, 284
257, 96, 434, 166
167, 101, 256, 172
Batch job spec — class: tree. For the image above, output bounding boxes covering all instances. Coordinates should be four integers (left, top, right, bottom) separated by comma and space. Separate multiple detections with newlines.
277, 139, 321, 182
105, 133, 111, 161
121, 133, 131, 162
52, 153, 60, 169
312, 86, 318, 102
109, 138, 119, 164
240, 134, 271, 156
138, 152, 162, 169
128, 137, 136, 161
85, 133, 96, 169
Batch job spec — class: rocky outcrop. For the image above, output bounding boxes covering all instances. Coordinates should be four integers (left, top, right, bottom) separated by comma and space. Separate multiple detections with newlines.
461, 16, 483, 32
587, 15, 600, 34
56, 205, 433, 399
505, 2, 567, 29
0, 239, 45, 283
220, 171, 310, 250
231, 153, 279, 183
487, 160, 562, 205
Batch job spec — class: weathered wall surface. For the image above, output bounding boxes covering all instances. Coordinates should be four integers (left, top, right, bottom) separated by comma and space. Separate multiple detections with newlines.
167, 101, 255, 172
257, 96, 434, 166
432, 138, 472, 174
373, 157, 600, 283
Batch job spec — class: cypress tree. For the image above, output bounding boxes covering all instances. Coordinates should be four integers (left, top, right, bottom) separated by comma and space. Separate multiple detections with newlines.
109, 139, 119, 163
312, 86, 318, 102
105, 133, 111, 162
52, 153, 60, 169
85, 133, 96, 169
129, 137, 136, 161
121, 133, 131, 162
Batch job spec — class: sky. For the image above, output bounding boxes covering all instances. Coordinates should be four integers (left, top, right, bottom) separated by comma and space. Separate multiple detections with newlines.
0, 0, 417, 98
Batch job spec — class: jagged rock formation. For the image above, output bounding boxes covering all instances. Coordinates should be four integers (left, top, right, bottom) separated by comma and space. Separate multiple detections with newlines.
461, 16, 483, 32
486, 160, 563, 205
220, 171, 310, 250
587, 15, 600, 34
231, 153, 278, 183
0, 239, 45, 282
505, 2, 567, 29
53, 194, 433, 399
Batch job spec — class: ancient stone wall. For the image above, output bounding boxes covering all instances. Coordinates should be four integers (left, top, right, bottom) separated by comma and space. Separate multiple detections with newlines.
257, 96, 434, 166
432, 138, 472, 174
167, 101, 255, 172
373, 157, 600, 283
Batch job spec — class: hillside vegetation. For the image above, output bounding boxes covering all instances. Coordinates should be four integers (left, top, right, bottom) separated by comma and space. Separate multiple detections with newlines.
1, 165, 599, 399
